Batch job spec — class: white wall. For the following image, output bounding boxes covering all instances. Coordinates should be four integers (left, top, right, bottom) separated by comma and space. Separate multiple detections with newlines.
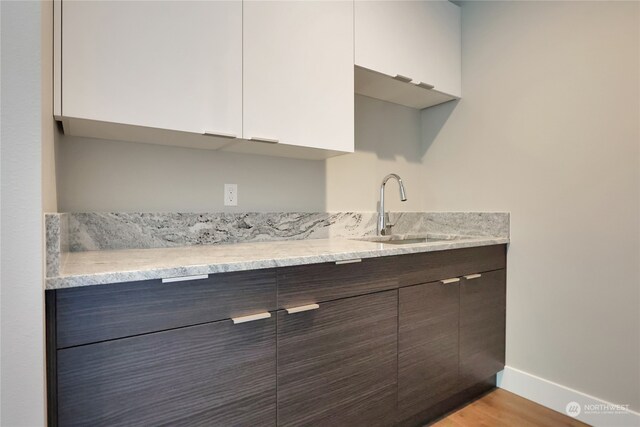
0, 1, 47, 425
422, 0, 639, 411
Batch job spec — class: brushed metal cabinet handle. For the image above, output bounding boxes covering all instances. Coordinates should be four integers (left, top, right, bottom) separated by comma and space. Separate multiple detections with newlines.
162, 274, 208, 284
464, 274, 482, 280
232, 312, 271, 324
203, 131, 237, 139
335, 259, 362, 265
249, 137, 279, 144
415, 82, 435, 90
441, 278, 461, 285
286, 304, 320, 314
393, 74, 412, 83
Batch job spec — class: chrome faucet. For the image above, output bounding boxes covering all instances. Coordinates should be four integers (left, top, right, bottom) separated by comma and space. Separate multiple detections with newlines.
378, 173, 407, 235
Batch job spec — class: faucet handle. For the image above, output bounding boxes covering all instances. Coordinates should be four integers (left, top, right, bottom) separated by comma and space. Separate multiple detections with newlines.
383, 212, 394, 234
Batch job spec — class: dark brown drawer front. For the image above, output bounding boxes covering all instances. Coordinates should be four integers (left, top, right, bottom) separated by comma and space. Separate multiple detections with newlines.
277, 257, 398, 308
395, 244, 506, 287
58, 317, 276, 427
56, 269, 276, 348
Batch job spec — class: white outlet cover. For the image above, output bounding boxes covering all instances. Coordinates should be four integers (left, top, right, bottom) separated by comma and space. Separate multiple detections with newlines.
224, 184, 238, 206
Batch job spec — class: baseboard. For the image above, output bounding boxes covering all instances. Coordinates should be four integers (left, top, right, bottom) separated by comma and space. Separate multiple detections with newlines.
497, 366, 640, 427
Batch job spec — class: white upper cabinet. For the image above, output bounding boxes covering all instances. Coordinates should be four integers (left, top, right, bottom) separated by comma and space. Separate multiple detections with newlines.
55, 0, 458, 156
355, 0, 461, 107
56, 0, 352, 158
61, 0, 242, 139
241, 0, 354, 153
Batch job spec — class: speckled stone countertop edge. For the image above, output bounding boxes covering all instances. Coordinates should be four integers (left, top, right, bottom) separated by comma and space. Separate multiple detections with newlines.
46, 236, 509, 290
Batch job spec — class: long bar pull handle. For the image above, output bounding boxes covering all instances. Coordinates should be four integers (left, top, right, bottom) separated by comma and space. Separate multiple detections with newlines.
162, 274, 208, 284
286, 304, 320, 314
335, 259, 362, 265
393, 74, 413, 83
464, 274, 482, 280
249, 137, 279, 144
203, 131, 237, 139
441, 278, 461, 285
415, 82, 435, 90
232, 312, 271, 324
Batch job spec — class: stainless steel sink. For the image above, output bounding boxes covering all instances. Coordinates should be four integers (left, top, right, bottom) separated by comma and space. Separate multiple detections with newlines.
353, 235, 460, 244
380, 237, 446, 245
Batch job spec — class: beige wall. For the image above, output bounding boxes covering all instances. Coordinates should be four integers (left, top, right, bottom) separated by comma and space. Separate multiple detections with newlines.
326, 96, 425, 212
57, 136, 327, 212
423, 0, 639, 410
1, 1, 47, 425
53, 0, 639, 412
57, 95, 425, 213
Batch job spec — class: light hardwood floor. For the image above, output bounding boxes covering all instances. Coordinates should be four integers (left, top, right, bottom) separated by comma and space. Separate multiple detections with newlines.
430, 389, 590, 427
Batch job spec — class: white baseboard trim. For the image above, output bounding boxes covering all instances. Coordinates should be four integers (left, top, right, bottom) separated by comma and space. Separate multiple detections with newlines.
497, 366, 640, 427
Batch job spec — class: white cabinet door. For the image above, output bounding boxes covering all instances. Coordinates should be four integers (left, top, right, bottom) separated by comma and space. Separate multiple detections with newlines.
355, 0, 461, 97
62, 0, 242, 137
242, 1, 354, 152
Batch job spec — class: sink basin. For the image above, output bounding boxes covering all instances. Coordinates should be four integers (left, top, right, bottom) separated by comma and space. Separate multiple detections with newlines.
380, 237, 446, 245
353, 235, 461, 245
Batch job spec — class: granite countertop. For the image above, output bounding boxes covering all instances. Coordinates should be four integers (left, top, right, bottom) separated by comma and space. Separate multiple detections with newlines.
46, 234, 509, 289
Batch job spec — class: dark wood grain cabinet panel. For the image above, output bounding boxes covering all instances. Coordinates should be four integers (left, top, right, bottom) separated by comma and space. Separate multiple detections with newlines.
459, 269, 506, 389
277, 290, 398, 426
398, 281, 460, 421
57, 316, 276, 427
45, 290, 58, 427
394, 245, 506, 287
277, 257, 398, 308
56, 269, 276, 348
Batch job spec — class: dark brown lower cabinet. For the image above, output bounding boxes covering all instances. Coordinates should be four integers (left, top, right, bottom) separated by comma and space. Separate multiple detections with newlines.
57, 317, 276, 427
459, 269, 507, 389
48, 246, 508, 427
276, 290, 398, 427
398, 268, 506, 424
398, 281, 460, 421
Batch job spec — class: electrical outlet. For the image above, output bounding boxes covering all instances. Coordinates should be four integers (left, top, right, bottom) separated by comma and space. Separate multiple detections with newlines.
224, 184, 238, 206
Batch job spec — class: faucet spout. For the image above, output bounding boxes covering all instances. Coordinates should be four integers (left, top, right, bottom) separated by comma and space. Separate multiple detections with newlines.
378, 174, 407, 235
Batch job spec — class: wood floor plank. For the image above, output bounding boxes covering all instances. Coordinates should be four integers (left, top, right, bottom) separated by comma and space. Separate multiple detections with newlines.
430, 389, 590, 427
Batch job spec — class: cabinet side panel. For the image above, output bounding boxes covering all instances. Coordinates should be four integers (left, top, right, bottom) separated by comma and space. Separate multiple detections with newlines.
53, 0, 61, 118
45, 290, 58, 427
